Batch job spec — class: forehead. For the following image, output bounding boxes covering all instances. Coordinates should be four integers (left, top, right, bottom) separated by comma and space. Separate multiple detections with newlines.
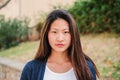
50, 18, 69, 30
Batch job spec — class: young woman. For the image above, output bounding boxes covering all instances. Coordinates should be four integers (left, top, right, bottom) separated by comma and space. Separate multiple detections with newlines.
20, 9, 100, 80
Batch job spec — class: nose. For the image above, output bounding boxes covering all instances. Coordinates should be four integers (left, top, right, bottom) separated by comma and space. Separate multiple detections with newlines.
57, 33, 64, 42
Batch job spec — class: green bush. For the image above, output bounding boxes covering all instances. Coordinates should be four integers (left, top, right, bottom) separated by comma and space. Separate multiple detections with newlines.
36, 21, 43, 33
0, 15, 29, 50
68, 0, 120, 34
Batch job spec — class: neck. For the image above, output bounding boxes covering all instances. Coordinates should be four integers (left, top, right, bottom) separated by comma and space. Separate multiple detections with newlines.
48, 50, 70, 63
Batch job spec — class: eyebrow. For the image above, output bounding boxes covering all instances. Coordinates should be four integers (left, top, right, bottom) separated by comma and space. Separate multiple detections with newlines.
63, 28, 69, 30
50, 28, 69, 30
50, 28, 57, 30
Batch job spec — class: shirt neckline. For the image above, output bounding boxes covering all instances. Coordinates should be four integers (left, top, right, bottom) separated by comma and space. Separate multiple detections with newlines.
46, 65, 73, 76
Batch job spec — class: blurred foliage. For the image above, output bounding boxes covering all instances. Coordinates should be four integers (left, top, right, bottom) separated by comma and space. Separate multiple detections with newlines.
35, 12, 47, 33
0, 15, 29, 50
112, 62, 120, 80
68, 0, 120, 34
36, 21, 44, 33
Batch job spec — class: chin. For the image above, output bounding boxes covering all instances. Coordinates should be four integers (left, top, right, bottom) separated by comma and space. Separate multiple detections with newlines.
55, 49, 67, 53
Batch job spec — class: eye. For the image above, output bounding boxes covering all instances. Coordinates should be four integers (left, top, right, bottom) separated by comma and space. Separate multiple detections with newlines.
51, 31, 57, 33
64, 31, 70, 34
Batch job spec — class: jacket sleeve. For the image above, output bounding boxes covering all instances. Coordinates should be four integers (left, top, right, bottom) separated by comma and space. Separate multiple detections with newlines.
20, 63, 32, 80
87, 60, 96, 80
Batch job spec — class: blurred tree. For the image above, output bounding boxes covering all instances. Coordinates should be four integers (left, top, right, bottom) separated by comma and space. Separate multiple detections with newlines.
68, 0, 120, 34
0, 0, 11, 9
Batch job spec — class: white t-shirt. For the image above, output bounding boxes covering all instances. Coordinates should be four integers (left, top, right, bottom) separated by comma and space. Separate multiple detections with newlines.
43, 66, 77, 80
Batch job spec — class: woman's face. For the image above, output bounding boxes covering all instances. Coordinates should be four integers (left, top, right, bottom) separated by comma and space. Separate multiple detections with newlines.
48, 18, 71, 53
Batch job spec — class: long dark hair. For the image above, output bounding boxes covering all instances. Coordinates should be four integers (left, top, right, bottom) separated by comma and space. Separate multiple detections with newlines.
35, 9, 100, 80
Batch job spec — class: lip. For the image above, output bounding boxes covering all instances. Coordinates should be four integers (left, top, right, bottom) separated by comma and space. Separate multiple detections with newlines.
55, 44, 64, 47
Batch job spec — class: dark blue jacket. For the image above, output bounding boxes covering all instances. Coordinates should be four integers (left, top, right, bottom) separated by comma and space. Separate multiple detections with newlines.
20, 59, 96, 80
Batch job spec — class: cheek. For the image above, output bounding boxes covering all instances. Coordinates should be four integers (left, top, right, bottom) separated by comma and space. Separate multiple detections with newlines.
48, 34, 51, 43
67, 35, 71, 45
48, 34, 54, 45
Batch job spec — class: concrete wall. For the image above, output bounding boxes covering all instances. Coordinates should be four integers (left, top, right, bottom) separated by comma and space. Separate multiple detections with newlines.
0, 0, 76, 27
0, 57, 25, 80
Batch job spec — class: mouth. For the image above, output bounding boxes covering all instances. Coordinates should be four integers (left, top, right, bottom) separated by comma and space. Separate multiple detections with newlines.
55, 44, 64, 47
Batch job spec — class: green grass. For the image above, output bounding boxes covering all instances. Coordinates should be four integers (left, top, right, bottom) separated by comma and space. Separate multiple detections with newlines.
81, 33, 120, 79
0, 33, 120, 79
0, 41, 39, 62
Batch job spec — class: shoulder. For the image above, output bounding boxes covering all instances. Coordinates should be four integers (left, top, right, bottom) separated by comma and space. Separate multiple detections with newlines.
23, 59, 46, 71
25, 59, 42, 67
86, 60, 96, 80
22, 60, 39, 70
86, 60, 94, 71
20, 59, 46, 80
